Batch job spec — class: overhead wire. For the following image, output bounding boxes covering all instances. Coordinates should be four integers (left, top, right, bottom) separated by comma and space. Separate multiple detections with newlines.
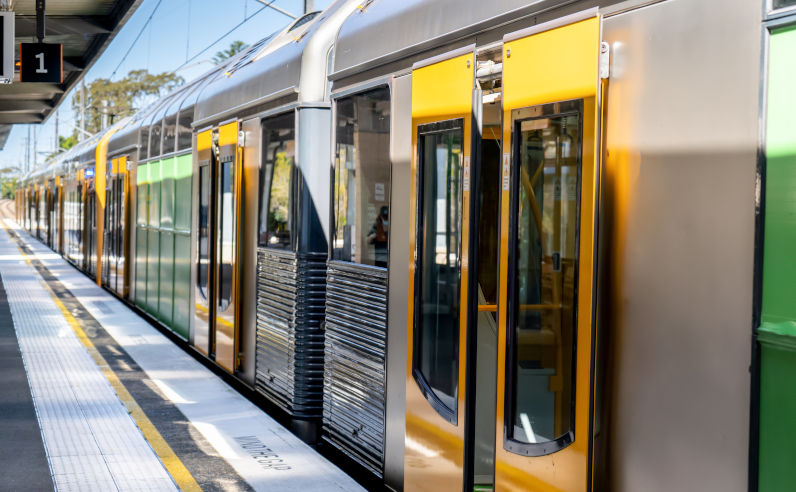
174, 0, 279, 72
109, 0, 164, 80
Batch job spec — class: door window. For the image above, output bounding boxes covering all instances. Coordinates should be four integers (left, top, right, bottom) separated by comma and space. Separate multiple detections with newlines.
332, 87, 392, 267
506, 101, 581, 451
258, 112, 295, 249
197, 164, 210, 301
217, 159, 234, 311
413, 119, 464, 422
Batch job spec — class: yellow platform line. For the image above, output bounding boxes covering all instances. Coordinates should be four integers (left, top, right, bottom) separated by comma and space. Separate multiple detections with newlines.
2, 220, 201, 492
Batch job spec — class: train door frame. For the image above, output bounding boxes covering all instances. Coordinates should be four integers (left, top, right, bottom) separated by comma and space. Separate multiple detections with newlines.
103, 156, 129, 296
47, 178, 55, 248
194, 129, 214, 356
405, 45, 475, 492
56, 176, 64, 254
214, 121, 242, 373
491, 10, 605, 492
38, 183, 45, 241
192, 123, 242, 372
85, 166, 98, 277
103, 165, 112, 289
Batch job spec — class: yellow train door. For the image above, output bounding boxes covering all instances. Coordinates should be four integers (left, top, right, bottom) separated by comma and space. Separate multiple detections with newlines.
195, 129, 213, 356
494, 10, 604, 491
193, 124, 241, 373
214, 121, 241, 372
406, 46, 476, 491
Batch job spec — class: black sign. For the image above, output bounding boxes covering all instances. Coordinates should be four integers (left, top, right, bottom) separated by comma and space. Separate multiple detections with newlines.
20, 43, 62, 83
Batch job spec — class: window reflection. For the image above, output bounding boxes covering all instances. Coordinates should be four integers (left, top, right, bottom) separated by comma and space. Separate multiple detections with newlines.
773, 0, 796, 10
258, 112, 294, 249
415, 122, 463, 415
197, 165, 210, 301
332, 87, 391, 267
217, 160, 234, 311
163, 115, 177, 154
510, 110, 580, 446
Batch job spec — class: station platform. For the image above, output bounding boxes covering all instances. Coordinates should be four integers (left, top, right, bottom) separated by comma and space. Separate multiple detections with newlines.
0, 217, 364, 492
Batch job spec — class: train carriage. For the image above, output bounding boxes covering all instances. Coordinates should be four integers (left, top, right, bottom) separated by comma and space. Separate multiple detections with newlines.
191, 0, 361, 440
329, 0, 759, 490
13, 0, 796, 490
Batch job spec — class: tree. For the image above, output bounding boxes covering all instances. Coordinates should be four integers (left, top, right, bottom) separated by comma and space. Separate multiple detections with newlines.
44, 135, 77, 161
0, 167, 19, 200
212, 40, 249, 65
72, 69, 184, 135
58, 135, 76, 152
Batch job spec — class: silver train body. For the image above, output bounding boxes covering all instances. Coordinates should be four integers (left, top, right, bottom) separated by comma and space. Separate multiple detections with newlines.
16, 0, 780, 490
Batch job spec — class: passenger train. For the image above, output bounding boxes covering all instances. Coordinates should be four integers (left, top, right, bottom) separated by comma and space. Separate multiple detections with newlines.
15, 0, 796, 490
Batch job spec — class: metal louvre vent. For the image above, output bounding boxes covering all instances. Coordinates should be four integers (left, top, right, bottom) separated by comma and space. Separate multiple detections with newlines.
255, 248, 326, 418
323, 261, 388, 476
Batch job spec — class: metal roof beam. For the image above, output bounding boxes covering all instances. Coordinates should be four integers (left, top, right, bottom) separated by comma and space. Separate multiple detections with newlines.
0, 100, 53, 112
0, 83, 63, 95
0, 113, 44, 124
15, 15, 111, 37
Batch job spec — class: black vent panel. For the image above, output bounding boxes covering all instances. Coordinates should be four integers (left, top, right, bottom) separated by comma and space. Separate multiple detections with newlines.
255, 248, 326, 418
323, 261, 388, 476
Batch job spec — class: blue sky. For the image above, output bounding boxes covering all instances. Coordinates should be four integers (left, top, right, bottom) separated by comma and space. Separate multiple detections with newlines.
2, 0, 332, 173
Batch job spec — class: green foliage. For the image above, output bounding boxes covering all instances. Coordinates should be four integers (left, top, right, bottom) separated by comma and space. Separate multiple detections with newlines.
1, 177, 17, 199
212, 40, 249, 65
72, 69, 184, 135
59, 134, 76, 151
44, 135, 77, 161
0, 167, 19, 200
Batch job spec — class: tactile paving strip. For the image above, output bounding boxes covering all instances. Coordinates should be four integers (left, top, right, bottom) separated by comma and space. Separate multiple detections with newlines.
0, 222, 178, 492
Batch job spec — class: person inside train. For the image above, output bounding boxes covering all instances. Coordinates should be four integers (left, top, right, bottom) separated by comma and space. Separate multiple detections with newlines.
367, 205, 389, 267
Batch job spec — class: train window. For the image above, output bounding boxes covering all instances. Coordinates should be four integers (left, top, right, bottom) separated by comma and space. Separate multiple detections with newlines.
150, 121, 163, 158
160, 159, 175, 230
163, 114, 177, 155
332, 87, 391, 267
197, 164, 210, 301
149, 162, 160, 228
773, 0, 796, 10
288, 11, 319, 31
137, 164, 148, 226
506, 103, 581, 451
217, 158, 234, 311
413, 119, 463, 422
258, 112, 294, 250
177, 106, 193, 151
140, 126, 150, 161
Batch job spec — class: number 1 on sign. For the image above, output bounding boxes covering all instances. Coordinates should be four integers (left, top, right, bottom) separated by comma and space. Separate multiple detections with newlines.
35, 53, 47, 74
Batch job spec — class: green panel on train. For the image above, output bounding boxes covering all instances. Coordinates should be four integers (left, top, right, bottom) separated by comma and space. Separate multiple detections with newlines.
146, 160, 161, 315
133, 154, 192, 339
135, 162, 149, 310
759, 24, 796, 492
158, 157, 175, 326
172, 154, 192, 339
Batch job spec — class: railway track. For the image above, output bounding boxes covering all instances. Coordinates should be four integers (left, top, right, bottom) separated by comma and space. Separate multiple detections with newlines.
0, 199, 14, 220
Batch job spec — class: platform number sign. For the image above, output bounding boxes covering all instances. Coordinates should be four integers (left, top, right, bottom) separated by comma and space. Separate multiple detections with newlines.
0, 12, 13, 83
20, 43, 62, 83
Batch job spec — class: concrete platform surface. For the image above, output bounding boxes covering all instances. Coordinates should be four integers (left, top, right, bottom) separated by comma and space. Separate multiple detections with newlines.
0, 218, 365, 492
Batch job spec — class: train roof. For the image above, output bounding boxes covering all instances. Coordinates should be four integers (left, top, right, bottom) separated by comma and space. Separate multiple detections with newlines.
75, 130, 108, 167
105, 49, 239, 160
193, 0, 360, 127
331, 0, 574, 80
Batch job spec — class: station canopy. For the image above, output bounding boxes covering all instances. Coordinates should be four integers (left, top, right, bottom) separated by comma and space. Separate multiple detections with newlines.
0, 0, 143, 148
